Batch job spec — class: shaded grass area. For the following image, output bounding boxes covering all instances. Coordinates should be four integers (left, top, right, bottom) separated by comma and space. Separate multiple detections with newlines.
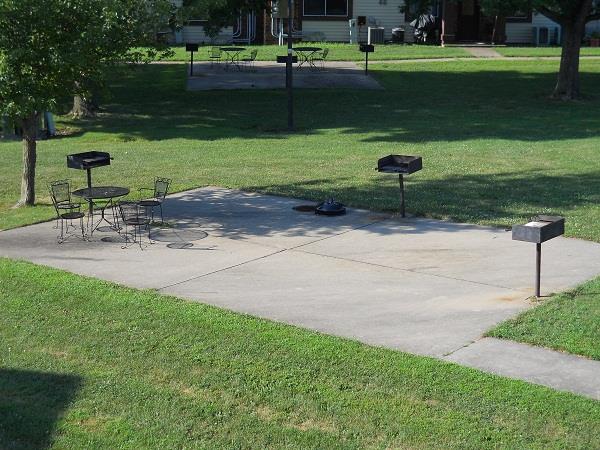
1, 59, 600, 241
1, 258, 599, 449
161, 43, 471, 61
496, 46, 600, 57
488, 276, 600, 360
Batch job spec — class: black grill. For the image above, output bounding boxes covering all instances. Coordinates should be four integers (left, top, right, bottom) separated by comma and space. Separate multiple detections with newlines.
377, 155, 422, 175
377, 155, 422, 218
67, 151, 111, 170
67, 151, 112, 215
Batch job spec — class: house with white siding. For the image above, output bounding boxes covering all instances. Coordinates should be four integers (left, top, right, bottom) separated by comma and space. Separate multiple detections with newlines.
172, 0, 599, 46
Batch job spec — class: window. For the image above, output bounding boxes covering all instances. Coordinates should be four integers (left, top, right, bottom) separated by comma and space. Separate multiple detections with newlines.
303, 0, 348, 16
506, 9, 532, 22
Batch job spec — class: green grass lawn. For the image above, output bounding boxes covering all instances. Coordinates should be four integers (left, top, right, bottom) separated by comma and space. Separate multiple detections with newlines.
488, 276, 600, 360
1, 258, 599, 449
2, 59, 600, 242
497, 46, 600, 57
161, 43, 471, 61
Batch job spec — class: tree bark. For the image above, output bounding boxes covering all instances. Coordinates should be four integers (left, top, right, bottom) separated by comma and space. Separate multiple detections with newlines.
553, 1, 593, 100
17, 114, 38, 207
70, 93, 97, 118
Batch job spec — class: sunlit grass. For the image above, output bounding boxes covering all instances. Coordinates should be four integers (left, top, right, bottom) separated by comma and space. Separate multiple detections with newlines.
1, 59, 600, 241
1, 258, 599, 449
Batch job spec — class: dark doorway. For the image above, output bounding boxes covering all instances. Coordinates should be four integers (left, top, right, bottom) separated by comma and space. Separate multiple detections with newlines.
457, 0, 480, 41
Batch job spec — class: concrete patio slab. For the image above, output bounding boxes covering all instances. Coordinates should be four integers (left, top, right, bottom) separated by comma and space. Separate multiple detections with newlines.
163, 248, 529, 357
298, 218, 600, 294
2, 186, 600, 399
187, 61, 382, 91
0, 221, 276, 290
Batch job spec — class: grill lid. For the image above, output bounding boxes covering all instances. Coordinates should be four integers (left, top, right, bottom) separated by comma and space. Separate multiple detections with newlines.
377, 154, 422, 174
67, 151, 111, 170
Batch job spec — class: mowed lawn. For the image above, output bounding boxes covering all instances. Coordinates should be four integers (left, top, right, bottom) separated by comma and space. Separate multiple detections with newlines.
161, 42, 471, 61
489, 276, 600, 360
1, 59, 600, 241
1, 258, 599, 449
496, 46, 600, 57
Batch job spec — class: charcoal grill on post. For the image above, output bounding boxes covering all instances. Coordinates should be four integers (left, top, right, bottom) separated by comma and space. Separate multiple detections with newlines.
67, 151, 112, 216
512, 215, 565, 297
377, 155, 422, 218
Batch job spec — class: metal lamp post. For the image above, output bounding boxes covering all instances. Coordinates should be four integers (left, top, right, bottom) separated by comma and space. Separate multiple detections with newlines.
286, 0, 294, 131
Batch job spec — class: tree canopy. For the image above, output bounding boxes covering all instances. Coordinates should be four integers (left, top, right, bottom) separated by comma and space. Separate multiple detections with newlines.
0, 0, 174, 205
180, 0, 270, 39
403, 0, 600, 98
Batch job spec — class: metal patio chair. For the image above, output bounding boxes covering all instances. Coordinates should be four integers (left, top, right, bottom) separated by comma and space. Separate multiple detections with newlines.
241, 49, 258, 71
310, 48, 329, 70
209, 46, 222, 67
117, 201, 152, 249
138, 177, 171, 224
49, 180, 85, 243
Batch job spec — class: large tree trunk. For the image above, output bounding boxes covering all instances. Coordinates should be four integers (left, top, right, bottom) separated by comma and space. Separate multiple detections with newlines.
70, 80, 99, 118
16, 114, 38, 207
70, 93, 97, 118
553, 1, 593, 99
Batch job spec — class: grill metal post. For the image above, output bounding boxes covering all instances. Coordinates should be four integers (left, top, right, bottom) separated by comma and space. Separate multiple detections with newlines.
535, 243, 541, 297
86, 168, 94, 217
398, 173, 405, 218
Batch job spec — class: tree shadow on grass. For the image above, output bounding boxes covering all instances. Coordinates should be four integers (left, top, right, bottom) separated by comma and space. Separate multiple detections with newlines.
63, 63, 600, 144
242, 169, 600, 231
0, 369, 81, 450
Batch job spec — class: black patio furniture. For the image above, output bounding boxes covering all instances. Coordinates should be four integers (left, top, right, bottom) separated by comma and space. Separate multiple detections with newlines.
49, 180, 85, 243
209, 46, 222, 67
48, 179, 81, 227
117, 201, 152, 249
293, 46, 322, 70
241, 49, 258, 71
72, 186, 130, 234
310, 48, 329, 70
220, 47, 246, 71
138, 177, 171, 224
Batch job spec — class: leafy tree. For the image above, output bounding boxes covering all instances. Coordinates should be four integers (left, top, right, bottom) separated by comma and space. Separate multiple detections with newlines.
181, 0, 270, 41
533, 0, 600, 99
404, 0, 600, 99
0, 0, 173, 206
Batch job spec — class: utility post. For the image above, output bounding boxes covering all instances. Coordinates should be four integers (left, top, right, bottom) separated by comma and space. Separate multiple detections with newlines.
286, 0, 294, 131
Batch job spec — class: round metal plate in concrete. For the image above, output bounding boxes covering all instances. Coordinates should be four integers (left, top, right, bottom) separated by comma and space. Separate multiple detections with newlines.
150, 228, 208, 243
167, 242, 195, 249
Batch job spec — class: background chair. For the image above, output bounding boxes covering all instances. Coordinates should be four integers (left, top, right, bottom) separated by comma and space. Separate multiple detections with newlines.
49, 180, 85, 243
117, 201, 152, 249
241, 49, 258, 71
209, 47, 222, 67
311, 48, 329, 70
139, 177, 171, 224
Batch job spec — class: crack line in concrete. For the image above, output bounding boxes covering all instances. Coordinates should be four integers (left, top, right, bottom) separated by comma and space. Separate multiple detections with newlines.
441, 338, 480, 357
156, 217, 390, 291
294, 248, 524, 292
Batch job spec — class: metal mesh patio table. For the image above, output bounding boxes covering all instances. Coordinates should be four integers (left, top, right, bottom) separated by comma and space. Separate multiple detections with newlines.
72, 186, 129, 234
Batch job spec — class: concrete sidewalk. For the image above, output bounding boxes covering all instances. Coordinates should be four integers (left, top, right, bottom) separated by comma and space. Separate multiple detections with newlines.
1, 187, 599, 399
